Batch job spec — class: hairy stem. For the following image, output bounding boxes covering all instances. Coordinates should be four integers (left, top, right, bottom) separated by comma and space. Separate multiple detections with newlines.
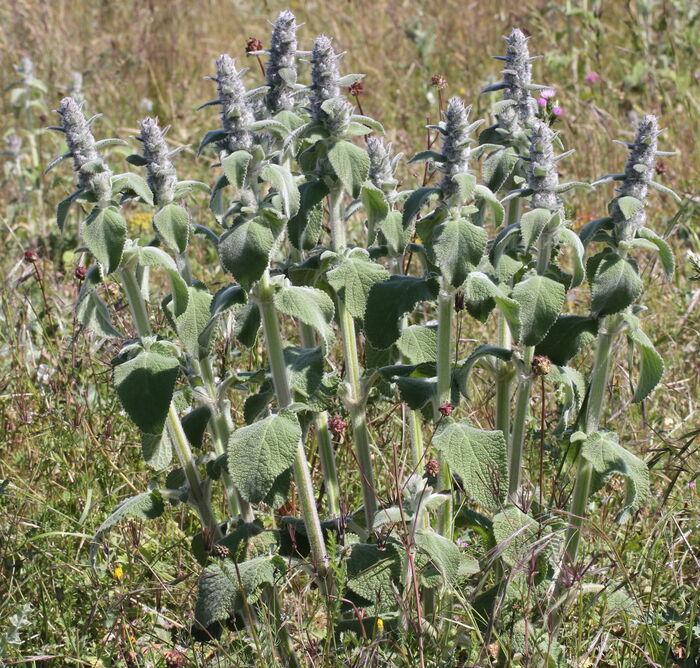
435, 288, 453, 537
198, 356, 254, 523
298, 317, 341, 518
120, 265, 222, 538
328, 184, 377, 529
256, 270, 329, 580
507, 232, 552, 501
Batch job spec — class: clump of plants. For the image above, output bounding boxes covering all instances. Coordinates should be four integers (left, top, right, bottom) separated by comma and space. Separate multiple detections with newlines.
46, 13, 680, 666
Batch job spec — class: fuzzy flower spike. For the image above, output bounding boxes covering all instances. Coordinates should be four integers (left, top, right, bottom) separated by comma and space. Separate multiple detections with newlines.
309, 35, 342, 125
265, 10, 300, 113
137, 117, 177, 206
612, 115, 658, 243
440, 97, 475, 201
367, 136, 399, 193
483, 28, 544, 146
526, 120, 560, 212
55, 97, 112, 204
215, 54, 255, 154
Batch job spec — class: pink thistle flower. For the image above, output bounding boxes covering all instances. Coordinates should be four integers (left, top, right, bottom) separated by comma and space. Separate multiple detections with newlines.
553, 106, 563, 116
541, 88, 556, 99
584, 71, 600, 84
537, 97, 548, 107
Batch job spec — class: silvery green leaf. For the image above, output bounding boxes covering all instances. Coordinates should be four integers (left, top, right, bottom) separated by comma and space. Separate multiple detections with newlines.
284, 345, 323, 398
75, 266, 123, 338
44, 151, 72, 174
221, 150, 252, 190
111, 172, 154, 205
455, 345, 512, 399
56, 189, 83, 232
153, 203, 190, 254
554, 181, 591, 194
492, 505, 539, 567
218, 217, 282, 291
114, 349, 180, 434
94, 138, 128, 150
174, 283, 212, 358
489, 222, 520, 269
465, 272, 520, 340
434, 421, 508, 509
535, 315, 598, 365
172, 180, 211, 200
401, 186, 440, 229
235, 302, 261, 348
350, 114, 384, 134
647, 179, 682, 203
337, 73, 365, 86
274, 285, 336, 351
396, 325, 437, 364
328, 140, 370, 198
579, 217, 613, 247
197, 129, 228, 155
346, 542, 403, 607
182, 405, 212, 449
248, 119, 290, 135
288, 180, 329, 251
581, 430, 649, 523
195, 557, 276, 628
378, 211, 410, 256
90, 490, 165, 566
228, 412, 301, 503
512, 274, 565, 346
361, 181, 389, 233
622, 313, 664, 402
548, 365, 586, 432
558, 226, 585, 288
473, 184, 504, 226
138, 246, 189, 316
372, 506, 405, 529
141, 430, 173, 471
637, 227, 675, 278
364, 275, 440, 349
345, 122, 373, 136
261, 163, 300, 218
481, 147, 518, 193
327, 250, 390, 320
519, 208, 551, 250
415, 529, 461, 585
408, 150, 445, 164
395, 375, 437, 409
591, 255, 643, 317
81, 206, 127, 274
432, 217, 487, 289
453, 173, 477, 203
614, 195, 644, 221
125, 153, 149, 167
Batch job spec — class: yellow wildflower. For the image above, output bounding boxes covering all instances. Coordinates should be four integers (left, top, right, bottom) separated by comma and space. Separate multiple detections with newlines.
129, 211, 152, 235
112, 565, 124, 581
376, 618, 384, 632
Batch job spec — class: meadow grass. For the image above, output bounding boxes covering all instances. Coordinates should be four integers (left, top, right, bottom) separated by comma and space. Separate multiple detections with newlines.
1, 0, 699, 665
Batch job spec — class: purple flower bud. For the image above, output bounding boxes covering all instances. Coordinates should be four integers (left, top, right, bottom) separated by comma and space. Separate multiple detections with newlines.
537, 97, 547, 107
541, 88, 556, 99
552, 106, 563, 116
584, 71, 601, 84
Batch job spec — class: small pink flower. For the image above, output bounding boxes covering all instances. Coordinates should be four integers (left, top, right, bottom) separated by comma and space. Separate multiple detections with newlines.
584, 71, 600, 84
537, 97, 548, 107
552, 106, 563, 116
541, 88, 556, 99
688, 481, 696, 488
